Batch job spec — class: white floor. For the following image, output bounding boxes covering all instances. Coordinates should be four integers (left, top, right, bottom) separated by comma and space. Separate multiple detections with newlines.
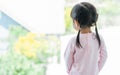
47, 26, 120, 75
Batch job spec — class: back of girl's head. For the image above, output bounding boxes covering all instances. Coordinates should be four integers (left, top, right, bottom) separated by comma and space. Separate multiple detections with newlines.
71, 2, 101, 47
71, 2, 98, 28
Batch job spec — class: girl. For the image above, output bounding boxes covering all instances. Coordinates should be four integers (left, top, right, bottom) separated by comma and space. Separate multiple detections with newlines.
64, 2, 107, 75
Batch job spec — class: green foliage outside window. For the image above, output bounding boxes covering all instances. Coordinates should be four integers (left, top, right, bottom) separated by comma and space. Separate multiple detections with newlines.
0, 25, 60, 75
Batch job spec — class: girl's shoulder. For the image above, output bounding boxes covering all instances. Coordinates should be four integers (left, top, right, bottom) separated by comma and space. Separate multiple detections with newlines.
68, 35, 76, 44
66, 35, 77, 47
93, 32, 105, 43
92, 32, 104, 39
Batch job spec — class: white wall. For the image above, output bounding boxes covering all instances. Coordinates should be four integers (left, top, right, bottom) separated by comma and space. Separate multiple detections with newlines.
0, 0, 65, 34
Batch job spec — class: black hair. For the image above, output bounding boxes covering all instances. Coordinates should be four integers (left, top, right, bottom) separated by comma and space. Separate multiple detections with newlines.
71, 2, 101, 47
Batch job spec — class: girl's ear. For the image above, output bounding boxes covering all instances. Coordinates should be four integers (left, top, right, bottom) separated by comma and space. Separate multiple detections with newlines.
73, 20, 80, 31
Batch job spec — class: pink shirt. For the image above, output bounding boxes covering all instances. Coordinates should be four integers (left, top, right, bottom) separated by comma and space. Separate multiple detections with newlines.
64, 33, 107, 75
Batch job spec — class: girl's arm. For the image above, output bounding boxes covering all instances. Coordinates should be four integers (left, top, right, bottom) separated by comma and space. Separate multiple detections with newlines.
64, 38, 75, 73
98, 36, 108, 72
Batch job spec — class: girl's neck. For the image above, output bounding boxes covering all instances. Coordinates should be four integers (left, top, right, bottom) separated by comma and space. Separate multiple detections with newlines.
80, 27, 92, 34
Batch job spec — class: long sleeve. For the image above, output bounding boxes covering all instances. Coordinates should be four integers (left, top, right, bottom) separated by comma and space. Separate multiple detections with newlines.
64, 38, 75, 73
98, 36, 108, 71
